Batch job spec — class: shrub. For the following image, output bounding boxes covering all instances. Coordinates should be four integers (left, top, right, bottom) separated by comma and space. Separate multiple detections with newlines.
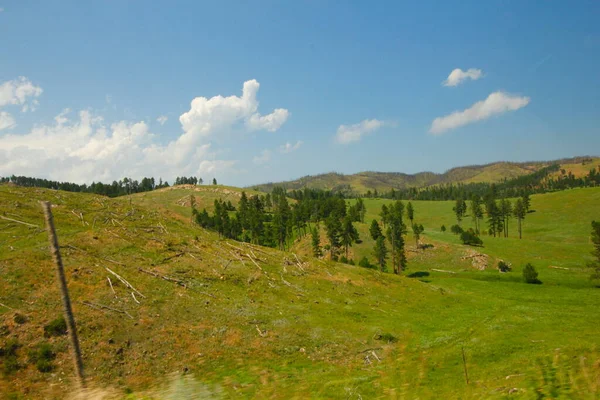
440, 225, 446, 232
460, 229, 483, 246
348, 259, 355, 266
358, 256, 374, 269
28, 343, 56, 373
13, 314, 27, 325
1, 339, 21, 375
523, 263, 541, 284
44, 317, 67, 337
498, 261, 512, 273
375, 333, 398, 343
451, 224, 464, 235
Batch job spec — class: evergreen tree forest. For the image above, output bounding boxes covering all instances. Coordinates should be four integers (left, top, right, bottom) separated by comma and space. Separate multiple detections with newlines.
0, 175, 207, 197
194, 188, 364, 260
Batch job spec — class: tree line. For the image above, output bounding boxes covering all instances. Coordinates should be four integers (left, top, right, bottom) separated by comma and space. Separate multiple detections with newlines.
367, 164, 600, 201
195, 188, 366, 262
0, 175, 218, 197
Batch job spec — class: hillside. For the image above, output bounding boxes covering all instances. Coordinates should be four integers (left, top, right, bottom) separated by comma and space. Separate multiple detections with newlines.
1, 185, 600, 399
251, 156, 598, 194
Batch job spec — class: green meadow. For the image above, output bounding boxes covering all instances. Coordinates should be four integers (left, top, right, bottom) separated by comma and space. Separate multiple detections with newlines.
1, 184, 599, 399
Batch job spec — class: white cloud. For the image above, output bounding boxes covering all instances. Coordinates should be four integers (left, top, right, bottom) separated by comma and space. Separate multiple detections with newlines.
179, 79, 289, 139
443, 68, 483, 87
0, 108, 238, 183
335, 119, 385, 144
54, 108, 71, 125
279, 140, 303, 154
246, 108, 290, 132
0, 77, 43, 111
0, 78, 291, 183
156, 115, 168, 125
429, 91, 530, 135
0, 112, 15, 131
252, 149, 271, 165
198, 159, 237, 175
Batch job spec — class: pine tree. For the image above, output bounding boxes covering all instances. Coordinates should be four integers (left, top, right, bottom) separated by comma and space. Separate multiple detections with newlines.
522, 193, 531, 213
386, 201, 407, 273
272, 194, 291, 250
412, 223, 424, 249
453, 198, 467, 224
486, 200, 503, 237
311, 226, 322, 258
513, 198, 526, 239
406, 202, 414, 225
341, 215, 360, 259
373, 236, 388, 272
356, 198, 366, 222
369, 219, 382, 240
470, 196, 484, 234
500, 198, 512, 238
380, 205, 390, 229
325, 215, 342, 261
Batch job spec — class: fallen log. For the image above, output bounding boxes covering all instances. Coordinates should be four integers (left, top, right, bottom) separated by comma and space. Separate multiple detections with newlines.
138, 267, 187, 288
82, 301, 133, 319
105, 267, 146, 298
0, 215, 38, 228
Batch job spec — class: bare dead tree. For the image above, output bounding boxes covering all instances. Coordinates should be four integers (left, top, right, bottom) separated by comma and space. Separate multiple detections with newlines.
41, 201, 85, 388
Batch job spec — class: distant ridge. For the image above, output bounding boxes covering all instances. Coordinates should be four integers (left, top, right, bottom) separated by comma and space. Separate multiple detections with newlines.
250, 156, 599, 194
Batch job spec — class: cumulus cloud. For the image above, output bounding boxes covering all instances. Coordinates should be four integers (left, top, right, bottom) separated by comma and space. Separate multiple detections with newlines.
156, 115, 168, 125
0, 78, 289, 183
252, 149, 271, 165
0, 112, 15, 131
0, 77, 43, 131
179, 79, 289, 138
443, 68, 483, 87
247, 108, 290, 132
335, 119, 385, 144
279, 140, 303, 154
0, 76, 43, 111
429, 91, 530, 135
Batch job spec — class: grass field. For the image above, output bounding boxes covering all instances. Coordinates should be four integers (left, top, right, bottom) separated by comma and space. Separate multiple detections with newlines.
1, 184, 600, 399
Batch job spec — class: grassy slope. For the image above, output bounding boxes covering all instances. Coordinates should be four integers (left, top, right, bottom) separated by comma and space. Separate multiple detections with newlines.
251, 161, 544, 193
1, 185, 600, 399
546, 158, 600, 180
251, 157, 600, 194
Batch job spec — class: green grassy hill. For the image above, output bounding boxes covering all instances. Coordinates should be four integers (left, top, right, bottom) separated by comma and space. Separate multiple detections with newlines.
251, 156, 598, 194
1, 184, 600, 399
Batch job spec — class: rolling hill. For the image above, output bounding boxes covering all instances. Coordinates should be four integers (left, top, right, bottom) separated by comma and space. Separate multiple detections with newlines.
250, 156, 599, 194
1, 184, 600, 399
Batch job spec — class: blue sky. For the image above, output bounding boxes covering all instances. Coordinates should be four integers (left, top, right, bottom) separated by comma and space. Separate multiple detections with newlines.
1, 1, 599, 186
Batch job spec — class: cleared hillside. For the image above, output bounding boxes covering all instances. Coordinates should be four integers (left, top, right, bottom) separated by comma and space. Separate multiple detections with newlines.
1, 185, 600, 399
251, 156, 598, 194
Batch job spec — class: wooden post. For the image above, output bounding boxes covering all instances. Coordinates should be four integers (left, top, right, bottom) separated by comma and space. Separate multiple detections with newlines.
41, 201, 85, 388
461, 346, 469, 385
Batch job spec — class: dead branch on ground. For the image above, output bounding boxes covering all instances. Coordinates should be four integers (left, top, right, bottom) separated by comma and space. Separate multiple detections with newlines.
82, 301, 133, 319
105, 267, 146, 298
0, 215, 39, 228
